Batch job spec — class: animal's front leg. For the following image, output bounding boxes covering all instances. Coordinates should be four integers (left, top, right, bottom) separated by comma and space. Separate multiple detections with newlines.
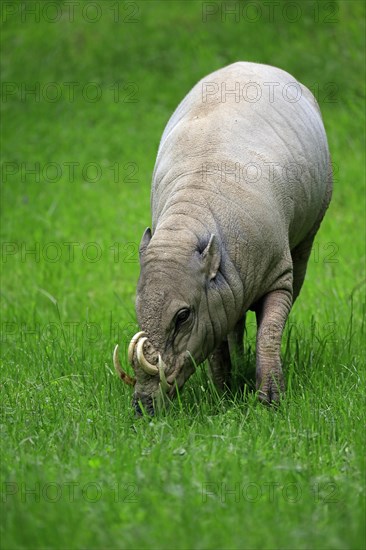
208, 339, 231, 392
255, 290, 292, 403
228, 316, 245, 365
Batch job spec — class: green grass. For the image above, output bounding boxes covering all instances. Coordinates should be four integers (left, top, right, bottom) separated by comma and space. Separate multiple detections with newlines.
1, 1, 365, 549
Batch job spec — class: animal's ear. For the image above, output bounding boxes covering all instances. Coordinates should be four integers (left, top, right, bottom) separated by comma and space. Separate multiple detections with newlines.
201, 234, 220, 280
139, 227, 152, 259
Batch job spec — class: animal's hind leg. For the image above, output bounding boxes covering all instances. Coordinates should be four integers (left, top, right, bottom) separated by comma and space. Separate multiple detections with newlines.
291, 234, 316, 303
291, 202, 333, 302
255, 289, 292, 403
292, 167, 333, 302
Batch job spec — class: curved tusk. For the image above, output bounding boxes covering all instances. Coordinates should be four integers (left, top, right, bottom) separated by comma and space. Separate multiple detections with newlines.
158, 354, 171, 393
136, 337, 159, 376
113, 344, 136, 386
128, 331, 147, 365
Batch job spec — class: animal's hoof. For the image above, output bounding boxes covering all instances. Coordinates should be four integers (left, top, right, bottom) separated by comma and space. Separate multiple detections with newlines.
256, 374, 284, 405
257, 389, 283, 406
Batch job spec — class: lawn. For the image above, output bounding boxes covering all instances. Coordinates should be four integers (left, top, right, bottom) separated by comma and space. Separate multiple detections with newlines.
1, 1, 365, 549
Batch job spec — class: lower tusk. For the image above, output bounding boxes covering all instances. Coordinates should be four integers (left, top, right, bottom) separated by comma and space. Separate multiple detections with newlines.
113, 345, 136, 386
158, 354, 172, 393
136, 337, 159, 376
128, 331, 147, 365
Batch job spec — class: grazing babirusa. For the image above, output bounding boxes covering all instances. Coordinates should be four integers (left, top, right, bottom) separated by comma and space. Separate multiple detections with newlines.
113, 62, 332, 415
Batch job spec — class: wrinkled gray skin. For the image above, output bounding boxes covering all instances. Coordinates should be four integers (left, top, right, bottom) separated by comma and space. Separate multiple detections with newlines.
132, 62, 332, 415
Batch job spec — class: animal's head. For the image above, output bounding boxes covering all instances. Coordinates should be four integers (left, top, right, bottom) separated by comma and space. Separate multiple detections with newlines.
114, 226, 229, 416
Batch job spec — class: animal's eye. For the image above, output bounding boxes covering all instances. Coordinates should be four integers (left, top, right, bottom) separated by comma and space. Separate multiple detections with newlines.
175, 308, 190, 327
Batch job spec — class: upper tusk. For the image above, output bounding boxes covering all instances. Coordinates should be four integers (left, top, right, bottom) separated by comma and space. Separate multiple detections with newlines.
128, 331, 147, 365
113, 344, 136, 386
136, 337, 159, 376
158, 354, 171, 392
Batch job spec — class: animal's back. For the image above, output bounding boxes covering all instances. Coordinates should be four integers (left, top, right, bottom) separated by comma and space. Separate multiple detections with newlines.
152, 62, 332, 250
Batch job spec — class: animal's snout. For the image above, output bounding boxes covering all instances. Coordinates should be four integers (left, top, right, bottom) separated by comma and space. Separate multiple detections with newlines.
132, 394, 155, 417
